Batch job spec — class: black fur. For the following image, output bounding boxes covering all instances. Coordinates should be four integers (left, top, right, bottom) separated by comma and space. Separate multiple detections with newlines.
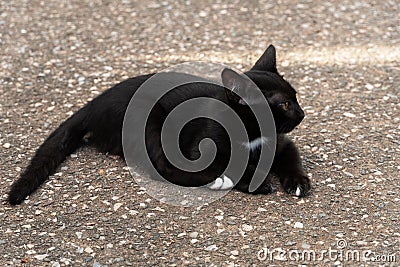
8, 45, 311, 205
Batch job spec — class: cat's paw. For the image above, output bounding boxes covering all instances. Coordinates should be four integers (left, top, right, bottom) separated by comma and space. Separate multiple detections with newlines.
282, 175, 311, 197
208, 175, 234, 190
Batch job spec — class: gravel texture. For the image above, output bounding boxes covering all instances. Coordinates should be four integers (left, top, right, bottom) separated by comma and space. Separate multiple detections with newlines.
1, 0, 399, 266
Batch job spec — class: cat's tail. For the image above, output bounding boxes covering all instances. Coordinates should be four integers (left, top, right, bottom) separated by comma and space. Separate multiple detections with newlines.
8, 106, 89, 205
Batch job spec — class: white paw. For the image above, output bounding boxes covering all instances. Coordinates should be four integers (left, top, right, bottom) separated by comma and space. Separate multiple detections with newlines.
220, 175, 234, 190
295, 186, 301, 197
208, 178, 223, 190
208, 175, 234, 190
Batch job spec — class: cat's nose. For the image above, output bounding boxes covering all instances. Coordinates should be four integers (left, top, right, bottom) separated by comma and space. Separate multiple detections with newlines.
297, 109, 305, 122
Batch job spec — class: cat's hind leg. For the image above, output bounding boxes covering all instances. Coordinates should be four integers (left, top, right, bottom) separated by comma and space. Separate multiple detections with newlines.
144, 104, 220, 188
208, 174, 234, 190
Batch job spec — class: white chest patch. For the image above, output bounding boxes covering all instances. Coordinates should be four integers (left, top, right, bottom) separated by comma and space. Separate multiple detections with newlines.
242, 136, 270, 151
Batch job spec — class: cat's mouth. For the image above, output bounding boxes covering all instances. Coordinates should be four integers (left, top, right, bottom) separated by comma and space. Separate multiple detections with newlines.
277, 123, 298, 134
277, 114, 304, 133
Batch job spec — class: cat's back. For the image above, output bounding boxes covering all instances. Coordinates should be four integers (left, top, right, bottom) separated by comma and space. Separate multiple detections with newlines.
94, 73, 155, 103
157, 81, 228, 112
86, 72, 227, 120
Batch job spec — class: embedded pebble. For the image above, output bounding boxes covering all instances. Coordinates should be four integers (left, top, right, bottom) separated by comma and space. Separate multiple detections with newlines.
84, 247, 93, 253
216, 229, 225, 234
189, 232, 199, 238
205, 245, 218, 251
343, 112, 356, 118
177, 233, 186, 238
294, 222, 304, 229
214, 215, 224, 220
113, 202, 123, 211
34, 254, 48, 260
242, 224, 253, 231
2, 143, 10, 148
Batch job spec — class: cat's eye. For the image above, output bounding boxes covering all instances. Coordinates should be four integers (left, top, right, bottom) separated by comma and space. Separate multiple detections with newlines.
280, 101, 290, 111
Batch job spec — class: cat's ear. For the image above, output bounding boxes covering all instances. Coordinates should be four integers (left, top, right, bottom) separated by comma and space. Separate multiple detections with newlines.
221, 68, 248, 91
221, 68, 247, 104
250, 44, 277, 73
221, 68, 261, 105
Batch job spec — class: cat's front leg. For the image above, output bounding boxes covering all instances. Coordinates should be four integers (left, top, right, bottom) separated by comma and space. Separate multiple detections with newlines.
273, 136, 311, 197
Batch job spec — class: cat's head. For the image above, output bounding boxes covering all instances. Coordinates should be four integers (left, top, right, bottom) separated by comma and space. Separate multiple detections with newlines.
221, 44, 305, 134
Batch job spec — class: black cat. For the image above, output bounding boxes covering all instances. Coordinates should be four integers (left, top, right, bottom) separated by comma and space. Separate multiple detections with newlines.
8, 45, 311, 205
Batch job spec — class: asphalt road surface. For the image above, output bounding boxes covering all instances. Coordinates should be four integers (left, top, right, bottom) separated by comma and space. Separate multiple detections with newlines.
0, 1, 399, 266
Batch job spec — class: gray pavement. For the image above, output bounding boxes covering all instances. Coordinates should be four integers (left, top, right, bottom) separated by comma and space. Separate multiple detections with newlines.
0, 0, 399, 266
